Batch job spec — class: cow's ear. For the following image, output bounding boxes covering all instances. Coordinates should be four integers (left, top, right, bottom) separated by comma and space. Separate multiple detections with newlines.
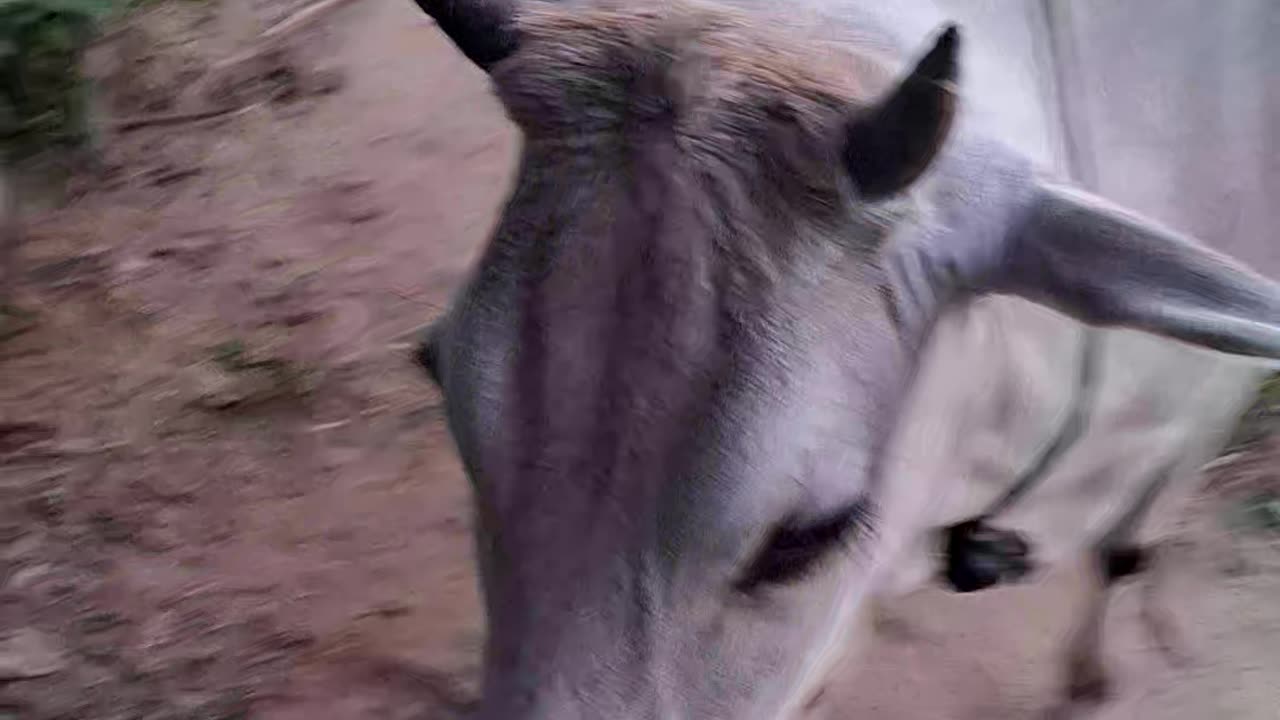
845, 24, 960, 199
413, 0, 520, 71
990, 180, 1280, 361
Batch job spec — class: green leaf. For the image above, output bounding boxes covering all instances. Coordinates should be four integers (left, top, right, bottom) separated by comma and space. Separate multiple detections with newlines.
0, 0, 113, 20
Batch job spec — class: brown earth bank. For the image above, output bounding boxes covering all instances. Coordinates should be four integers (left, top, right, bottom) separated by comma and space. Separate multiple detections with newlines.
1, 2, 1277, 719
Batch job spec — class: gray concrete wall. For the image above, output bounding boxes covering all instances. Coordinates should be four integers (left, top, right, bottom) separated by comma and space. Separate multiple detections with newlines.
1047, 0, 1280, 275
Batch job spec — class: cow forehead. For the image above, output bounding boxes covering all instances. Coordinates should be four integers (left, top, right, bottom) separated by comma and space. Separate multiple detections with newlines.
491, 4, 900, 146
455, 253, 903, 548
513, 4, 890, 92
436, 2, 936, 554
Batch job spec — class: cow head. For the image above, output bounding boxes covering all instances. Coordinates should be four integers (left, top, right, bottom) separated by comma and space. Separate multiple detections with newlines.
412, 2, 1280, 718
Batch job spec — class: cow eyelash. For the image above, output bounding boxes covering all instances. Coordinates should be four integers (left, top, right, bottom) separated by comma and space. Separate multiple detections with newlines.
734, 498, 876, 593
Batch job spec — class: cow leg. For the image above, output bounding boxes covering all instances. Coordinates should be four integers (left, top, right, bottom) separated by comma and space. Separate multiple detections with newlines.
1058, 544, 1149, 704
1051, 463, 1176, 716
1136, 540, 1193, 668
1056, 557, 1114, 713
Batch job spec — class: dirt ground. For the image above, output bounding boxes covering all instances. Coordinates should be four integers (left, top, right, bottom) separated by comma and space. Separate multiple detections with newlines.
1, 2, 1278, 719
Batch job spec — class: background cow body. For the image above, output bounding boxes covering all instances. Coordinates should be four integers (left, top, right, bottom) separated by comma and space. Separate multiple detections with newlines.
413, 1, 1280, 718
651, 2, 1280, 700
735, 1, 1278, 686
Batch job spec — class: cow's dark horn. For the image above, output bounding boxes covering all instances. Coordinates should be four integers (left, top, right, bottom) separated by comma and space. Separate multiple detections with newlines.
845, 23, 960, 199
414, 0, 520, 71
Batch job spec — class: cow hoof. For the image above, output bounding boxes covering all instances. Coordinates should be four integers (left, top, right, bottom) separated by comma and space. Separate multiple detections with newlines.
1066, 670, 1111, 704
940, 519, 1036, 592
1043, 665, 1112, 720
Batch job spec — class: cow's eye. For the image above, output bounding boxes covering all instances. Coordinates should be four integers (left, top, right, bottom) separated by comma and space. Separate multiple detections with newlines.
735, 499, 875, 593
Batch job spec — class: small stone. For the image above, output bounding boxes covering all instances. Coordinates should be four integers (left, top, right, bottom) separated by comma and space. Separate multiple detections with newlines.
0, 628, 67, 680
80, 611, 126, 635
5, 563, 53, 591
0, 532, 43, 561
91, 510, 136, 544
187, 363, 279, 410
24, 485, 65, 521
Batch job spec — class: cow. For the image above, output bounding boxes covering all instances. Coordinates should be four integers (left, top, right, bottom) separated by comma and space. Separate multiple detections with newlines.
409, 1, 1280, 717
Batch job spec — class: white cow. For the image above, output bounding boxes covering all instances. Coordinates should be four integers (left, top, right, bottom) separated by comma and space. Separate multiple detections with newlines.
410, 1, 1280, 717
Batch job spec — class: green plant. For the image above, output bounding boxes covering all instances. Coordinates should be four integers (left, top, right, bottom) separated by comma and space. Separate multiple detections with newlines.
1225, 492, 1280, 535
0, 0, 115, 159
204, 337, 315, 408
1224, 371, 1280, 452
